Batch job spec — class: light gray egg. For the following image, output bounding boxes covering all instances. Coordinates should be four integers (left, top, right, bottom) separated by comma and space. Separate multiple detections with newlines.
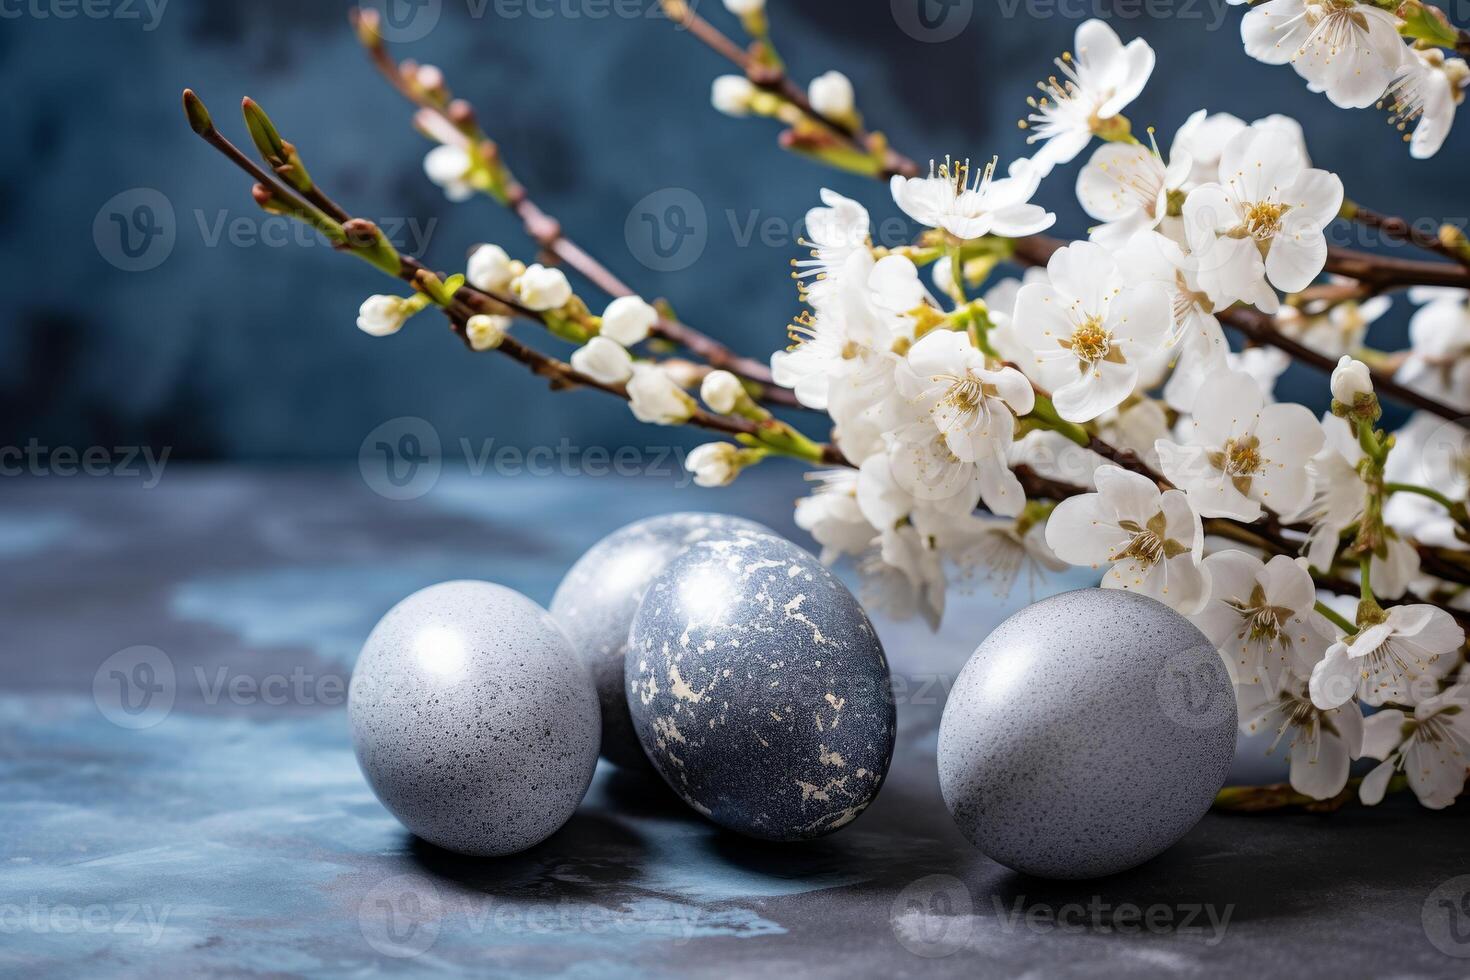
349, 581, 600, 857
938, 588, 1236, 879
626, 526, 895, 840
550, 513, 772, 769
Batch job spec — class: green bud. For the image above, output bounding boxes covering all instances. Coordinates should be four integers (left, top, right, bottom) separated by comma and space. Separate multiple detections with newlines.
182, 89, 213, 136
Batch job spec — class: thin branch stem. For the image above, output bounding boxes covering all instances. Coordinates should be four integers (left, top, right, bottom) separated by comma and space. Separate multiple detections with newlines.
350, 7, 805, 408
1343, 201, 1470, 268
658, 0, 918, 180
183, 90, 845, 466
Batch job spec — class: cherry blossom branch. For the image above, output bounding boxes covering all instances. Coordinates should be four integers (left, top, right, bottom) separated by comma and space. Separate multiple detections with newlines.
1008, 235, 1469, 424
349, 7, 802, 408
182, 89, 844, 467
1341, 200, 1470, 268
656, 0, 918, 180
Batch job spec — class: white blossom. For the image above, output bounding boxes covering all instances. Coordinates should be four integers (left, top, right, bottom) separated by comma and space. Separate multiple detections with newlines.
1045, 464, 1211, 613
942, 512, 1068, 597
794, 470, 878, 564
772, 251, 923, 412
570, 336, 634, 385
1274, 294, 1391, 358
1398, 289, 1470, 412
793, 190, 871, 306
1359, 684, 1470, 808
1383, 48, 1469, 160
1310, 603, 1465, 709
890, 156, 1055, 240
466, 244, 517, 293
627, 363, 696, 425
1241, 0, 1406, 109
600, 296, 658, 346
1191, 551, 1330, 688
1022, 19, 1156, 173
1076, 143, 1191, 247
1301, 415, 1367, 571
722, 0, 764, 14
465, 314, 509, 352
1156, 368, 1324, 521
1012, 240, 1173, 423
1183, 126, 1343, 314
1237, 665, 1364, 801
512, 264, 573, 311
862, 524, 946, 630
808, 70, 855, 119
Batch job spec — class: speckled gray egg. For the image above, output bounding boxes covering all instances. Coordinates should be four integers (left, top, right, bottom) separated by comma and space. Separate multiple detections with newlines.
938, 588, 1236, 879
626, 527, 895, 840
551, 513, 772, 770
349, 581, 600, 857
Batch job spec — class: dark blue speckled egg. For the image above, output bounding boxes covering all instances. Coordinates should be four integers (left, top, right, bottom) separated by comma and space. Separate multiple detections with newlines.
626, 527, 895, 840
551, 513, 772, 770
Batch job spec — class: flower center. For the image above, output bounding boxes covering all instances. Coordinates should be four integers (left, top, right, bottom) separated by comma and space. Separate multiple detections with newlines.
1109, 512, 1188, 568
1224, 584, 1295, 650
1244, 202, 1288, 240
1068, 317, 1112, 363
1226, 436, 1262, 476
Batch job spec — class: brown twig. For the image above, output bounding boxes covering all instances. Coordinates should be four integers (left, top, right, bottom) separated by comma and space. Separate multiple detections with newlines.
183, 89, 844, 465
1010, 235, 1469, 425
1345, 203, 1470, 268
350, 7, 803, 408
659, 0, 918, 180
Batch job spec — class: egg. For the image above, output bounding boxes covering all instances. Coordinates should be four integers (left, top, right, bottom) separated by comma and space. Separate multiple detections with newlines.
349, 581, 600, 856
550, 513, 771, 769
626, 527, 895, 840
938, 588, 1237, 879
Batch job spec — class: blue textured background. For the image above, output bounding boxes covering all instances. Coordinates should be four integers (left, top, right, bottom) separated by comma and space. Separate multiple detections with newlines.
1, 0, 1457, 458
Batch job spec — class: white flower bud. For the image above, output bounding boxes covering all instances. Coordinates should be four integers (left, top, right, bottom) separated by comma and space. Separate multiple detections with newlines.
415, 64, 445, 93
1331, 355, 1374, 404
808, 71, 855, 119
931, 255, 955, 296
512, 264, 573, 312
465, 314, 510, 352
600, 295, 658, 346
571, 336, 634, 385
628, 363, 696, 425
701, 370, 745, 414
686, 443, 742, 488
357, 295, 412, 337
711, 75, 756, 117
423, 144, 473, 201
467, 244, 516, 293
722, 0, 764, 15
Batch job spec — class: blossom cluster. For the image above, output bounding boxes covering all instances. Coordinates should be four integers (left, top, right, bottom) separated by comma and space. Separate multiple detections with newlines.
1233, 0, 1469, 159
736, 19, 1468, 808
